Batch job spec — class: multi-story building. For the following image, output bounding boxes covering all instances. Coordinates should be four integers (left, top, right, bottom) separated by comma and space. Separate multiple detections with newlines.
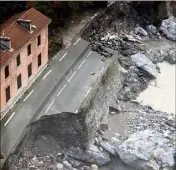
0, 8, 51, 115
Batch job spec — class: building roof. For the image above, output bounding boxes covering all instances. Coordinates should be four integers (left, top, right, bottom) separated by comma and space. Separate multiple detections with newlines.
0, 8, 51, 68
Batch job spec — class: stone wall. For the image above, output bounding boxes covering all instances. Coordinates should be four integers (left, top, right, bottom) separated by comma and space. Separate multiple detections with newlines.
79, 52, 122, 148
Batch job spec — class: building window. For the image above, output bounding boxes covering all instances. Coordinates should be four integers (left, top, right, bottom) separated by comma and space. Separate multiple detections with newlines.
27, 44, 31, 56
5, 65, 9, 79
38, 53, 42, 67
6, 86, 11, 103
17, 74, 22, 89
37, 35, 41, 46
16, 54, 21, 67
28, 63, 32, 78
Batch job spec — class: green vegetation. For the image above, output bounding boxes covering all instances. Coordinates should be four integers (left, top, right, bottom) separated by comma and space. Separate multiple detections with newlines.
0, 1, 107, 58
0, 1, 107, 27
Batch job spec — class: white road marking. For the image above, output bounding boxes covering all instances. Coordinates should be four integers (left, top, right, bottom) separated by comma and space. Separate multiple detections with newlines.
68, 71, 77, 82
57, 84, 66, 96
59, 52, 67, 61
4, 112, 16, 126
43, 70, 52, 80
78, 59, 86, 69
101, 68, 104, 73
74, 38, 81, 45
85, 87, 92, 98
87, 51, 92, 58
23, 90, 34, 101
45, 99, 55, 113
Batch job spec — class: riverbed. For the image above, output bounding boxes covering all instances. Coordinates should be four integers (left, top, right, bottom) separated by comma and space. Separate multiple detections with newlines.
100, 62, 175, 170
137, 62, 175, 115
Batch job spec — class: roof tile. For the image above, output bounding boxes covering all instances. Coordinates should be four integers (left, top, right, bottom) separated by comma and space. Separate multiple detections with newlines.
0, 8, 51, 68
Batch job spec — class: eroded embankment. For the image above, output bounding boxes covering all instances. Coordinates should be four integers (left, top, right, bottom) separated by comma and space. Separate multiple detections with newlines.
2, 52, 122, 170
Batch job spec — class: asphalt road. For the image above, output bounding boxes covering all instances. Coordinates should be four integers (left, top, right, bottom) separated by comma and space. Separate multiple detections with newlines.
0, 38, 105, 165
37, 50, 105, 118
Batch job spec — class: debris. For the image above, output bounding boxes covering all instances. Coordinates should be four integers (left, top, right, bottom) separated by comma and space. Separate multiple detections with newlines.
146, 25, 157, 34
135, 27, 148, 36
67, 147, 110, 166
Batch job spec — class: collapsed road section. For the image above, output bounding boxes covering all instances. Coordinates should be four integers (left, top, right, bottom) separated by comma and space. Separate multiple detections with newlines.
2, 1, 176, 170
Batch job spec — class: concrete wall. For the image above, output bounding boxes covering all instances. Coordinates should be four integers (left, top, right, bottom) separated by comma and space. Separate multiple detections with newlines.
0, 26, 49, 113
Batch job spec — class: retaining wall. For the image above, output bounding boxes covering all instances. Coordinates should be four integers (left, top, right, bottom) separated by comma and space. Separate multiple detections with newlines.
79, 52, 122, 147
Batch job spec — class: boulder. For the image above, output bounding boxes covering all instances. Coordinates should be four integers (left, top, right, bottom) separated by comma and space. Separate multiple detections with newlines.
67, 147, 110, 166
164, 48, 176, 64
131, 52, 158, 78
91, 164, 99, 170
99, 141, 117, 156
160, 18, 176, 41
135, 27, 148, 36
63, 161, 72, 170
56, 163, 64, 170
99, 133, 122, 156
117, 130, 175, 170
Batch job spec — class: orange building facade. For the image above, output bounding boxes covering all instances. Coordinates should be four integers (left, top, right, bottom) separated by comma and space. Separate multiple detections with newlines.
0, 8, 51, 114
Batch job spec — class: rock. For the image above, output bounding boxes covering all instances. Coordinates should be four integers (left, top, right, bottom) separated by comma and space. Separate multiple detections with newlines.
82, 166, 91, 170
63, 160, 72, 170
89, 144, 100, 153
101, 34, 110, 41
100, 114, 108, 131
56, 163, 64, 170
155, 64, 161, 73
165, 48, 176, 64
99, 141, 117, 156
117, 130, 175, 170
109, 104, 122, 114
135, 27, 148, 36
131, 52, 158, 78
91, 164, 98, 170
100, 45, 115, 55
160, 18, 176, 41
164, 119, 175, 128
30, 156, 43, 167
99, 133, 122, 156
109, 35, 120, 41
101, 57, 106, 62
147, 25, 157, 34
153, 148, 175, 168
124, 34, 138, 42
67, 147, 110, 166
